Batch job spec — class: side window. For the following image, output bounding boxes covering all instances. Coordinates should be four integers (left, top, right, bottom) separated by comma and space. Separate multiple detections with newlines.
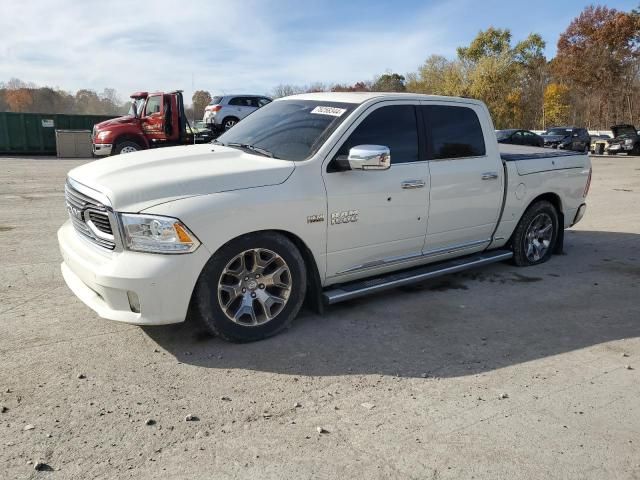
228, 97, 244, 106
335, 105, 419, 164
248, 97, 262, 108
258, 97, 271, 107
144, 96, 162, 116
423, 105, 486, 159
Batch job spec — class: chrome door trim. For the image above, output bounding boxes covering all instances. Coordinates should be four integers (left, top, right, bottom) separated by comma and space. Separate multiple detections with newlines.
422, 238, 491, 258
335, 238, 491, 276
336, 251, 423, 275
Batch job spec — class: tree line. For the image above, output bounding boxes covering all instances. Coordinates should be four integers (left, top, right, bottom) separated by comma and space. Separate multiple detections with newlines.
2, 5, 638, 130
0, 79, 127, 116
266, 5, 640, 130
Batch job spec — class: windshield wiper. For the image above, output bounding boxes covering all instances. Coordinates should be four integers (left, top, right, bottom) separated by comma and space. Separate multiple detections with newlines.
225, 142, 277, 158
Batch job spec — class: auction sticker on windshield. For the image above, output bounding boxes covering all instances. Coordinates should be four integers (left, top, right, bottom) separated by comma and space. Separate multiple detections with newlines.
311, 106, 347, 117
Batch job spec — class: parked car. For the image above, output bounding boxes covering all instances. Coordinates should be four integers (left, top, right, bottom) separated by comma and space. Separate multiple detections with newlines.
186, 122, 214, 144
203, 95, 272, 132
604, 124, 640, 155
541, 127, 591, 152
590, 134, 612, 154
59, 92, 591, 342
496, 129, 544, 147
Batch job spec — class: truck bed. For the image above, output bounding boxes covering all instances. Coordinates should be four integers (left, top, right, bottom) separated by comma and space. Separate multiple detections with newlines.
498, 144, 587, 175
499, 144, 583, 161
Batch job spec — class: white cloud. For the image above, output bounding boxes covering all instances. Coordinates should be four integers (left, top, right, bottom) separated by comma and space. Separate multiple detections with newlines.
0, 0, 484, 101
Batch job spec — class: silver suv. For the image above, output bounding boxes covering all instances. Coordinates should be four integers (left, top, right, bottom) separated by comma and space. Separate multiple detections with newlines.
203, 94, 272, 132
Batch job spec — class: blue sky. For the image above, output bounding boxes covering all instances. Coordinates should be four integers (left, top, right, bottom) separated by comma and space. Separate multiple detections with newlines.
0, 0, 636, 102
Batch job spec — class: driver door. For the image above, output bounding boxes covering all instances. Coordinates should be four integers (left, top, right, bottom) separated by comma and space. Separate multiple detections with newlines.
322, 102, 429, 281
141, 94, 165, 141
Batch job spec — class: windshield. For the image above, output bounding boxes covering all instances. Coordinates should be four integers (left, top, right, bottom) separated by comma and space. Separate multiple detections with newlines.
545, 128, 572, 136
215, 99, 356, 161
496, 130, 515, 140
128, 98, 146, 117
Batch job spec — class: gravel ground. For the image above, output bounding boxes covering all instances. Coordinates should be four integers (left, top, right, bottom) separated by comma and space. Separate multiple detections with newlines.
0, 154, 639, 479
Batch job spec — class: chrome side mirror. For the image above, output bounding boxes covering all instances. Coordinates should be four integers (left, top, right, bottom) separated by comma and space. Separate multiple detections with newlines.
347, 145, 391, 170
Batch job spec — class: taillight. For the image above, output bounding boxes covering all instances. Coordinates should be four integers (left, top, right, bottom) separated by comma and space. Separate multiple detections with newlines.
583, 167, 592, 197
207, 105, 222, 112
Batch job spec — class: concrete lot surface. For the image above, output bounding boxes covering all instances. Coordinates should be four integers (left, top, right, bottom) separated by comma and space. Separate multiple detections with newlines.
0, 155, 639, 479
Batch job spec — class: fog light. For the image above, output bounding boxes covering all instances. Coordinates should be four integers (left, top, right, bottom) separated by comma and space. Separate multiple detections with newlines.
127, 291, 141, 313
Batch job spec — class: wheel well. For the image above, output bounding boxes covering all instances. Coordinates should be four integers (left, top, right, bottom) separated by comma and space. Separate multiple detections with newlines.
114, 134, 148, 149
203, 229, 324, 314
512, 192, 565, 254
527, 192, 562, 214
274, 230, 324, 314
223, 116, 239, 124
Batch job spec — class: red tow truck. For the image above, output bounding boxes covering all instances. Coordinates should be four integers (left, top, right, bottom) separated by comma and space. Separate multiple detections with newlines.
92, 90, 193, 156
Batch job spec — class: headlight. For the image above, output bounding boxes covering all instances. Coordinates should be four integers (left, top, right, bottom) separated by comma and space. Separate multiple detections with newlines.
119, 213, 200, 254
96, 130, 111, 140
625, 139, 633, 145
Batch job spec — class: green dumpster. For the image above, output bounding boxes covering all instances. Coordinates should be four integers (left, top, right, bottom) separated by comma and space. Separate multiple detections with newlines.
0, 112, 116, 155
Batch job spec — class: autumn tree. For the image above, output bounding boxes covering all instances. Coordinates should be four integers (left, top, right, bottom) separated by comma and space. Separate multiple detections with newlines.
371, 73, 406, 92
192, 90, 212, 119
331, 81, 371, 92
553, 5, 640, 127
5, 88, 34, 112
543, 83, 571, 126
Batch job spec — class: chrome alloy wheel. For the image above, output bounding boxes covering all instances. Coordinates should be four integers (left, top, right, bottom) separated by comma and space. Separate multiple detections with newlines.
524, 213, 553, 262
223, 119, 237, 130
120, 145, 138, 154
217, 248, 292, 326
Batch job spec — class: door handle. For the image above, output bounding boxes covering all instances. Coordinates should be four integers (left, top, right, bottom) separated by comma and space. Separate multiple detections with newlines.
401, 180, 426, 189
481, 172, 499, 180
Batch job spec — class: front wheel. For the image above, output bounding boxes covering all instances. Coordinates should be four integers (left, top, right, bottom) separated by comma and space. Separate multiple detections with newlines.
194, 232, 307, 342
113, 140, 141, 155
511, 201, 559, 266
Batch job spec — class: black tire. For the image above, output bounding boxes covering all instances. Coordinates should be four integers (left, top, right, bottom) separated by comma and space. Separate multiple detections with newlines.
194, 232, 307, 342
511, 200, 559, 267
113, 140, 141, 155
222, 117, 239, 131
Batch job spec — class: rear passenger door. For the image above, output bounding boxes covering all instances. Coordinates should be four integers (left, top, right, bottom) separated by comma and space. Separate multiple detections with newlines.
323, 102, 429, 280
421, 102, 503, 259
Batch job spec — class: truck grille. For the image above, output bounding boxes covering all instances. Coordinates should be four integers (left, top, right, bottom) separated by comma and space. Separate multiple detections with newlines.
65, 181, 116, 250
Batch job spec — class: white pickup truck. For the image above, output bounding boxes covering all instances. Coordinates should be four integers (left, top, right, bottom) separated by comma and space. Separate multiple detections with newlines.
58, 93, 592, 342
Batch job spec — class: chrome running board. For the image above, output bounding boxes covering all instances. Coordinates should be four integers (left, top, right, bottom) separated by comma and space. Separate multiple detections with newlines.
322, 249, 513, 305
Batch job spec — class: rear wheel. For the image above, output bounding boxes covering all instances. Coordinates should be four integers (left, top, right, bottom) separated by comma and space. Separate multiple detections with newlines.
222, 117, 239, 131
113, 140, 141, 155
511, 201, 559, 266
194, 232, 307, 342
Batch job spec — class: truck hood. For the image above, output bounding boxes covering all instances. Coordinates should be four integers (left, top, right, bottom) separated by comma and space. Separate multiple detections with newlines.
95, 116, 137, 129
610, 124, 638, 140
68, 144, 295, 211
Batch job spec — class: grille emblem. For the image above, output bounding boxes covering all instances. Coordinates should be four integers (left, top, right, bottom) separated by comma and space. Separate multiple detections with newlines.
67, 203, 84, 220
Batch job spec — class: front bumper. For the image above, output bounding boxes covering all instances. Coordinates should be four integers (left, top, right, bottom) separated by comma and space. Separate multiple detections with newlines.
58, 220, 210, 325
93, 143, 112, 156
606, 143, 632, 152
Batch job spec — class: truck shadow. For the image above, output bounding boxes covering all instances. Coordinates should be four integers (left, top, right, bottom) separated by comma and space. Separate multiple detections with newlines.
144, 230, 640, 379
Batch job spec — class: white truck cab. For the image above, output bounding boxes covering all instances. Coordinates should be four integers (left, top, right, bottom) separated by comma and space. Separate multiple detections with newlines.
58, 92, 591, 342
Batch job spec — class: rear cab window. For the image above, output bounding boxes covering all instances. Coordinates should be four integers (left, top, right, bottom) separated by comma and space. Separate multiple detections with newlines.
421, 105, 485, 159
